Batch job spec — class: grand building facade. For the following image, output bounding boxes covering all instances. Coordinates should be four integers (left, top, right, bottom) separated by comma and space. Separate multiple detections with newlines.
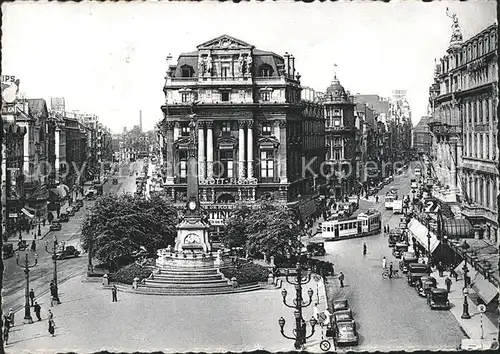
429, 22, 498, 245
159, 35, 325, 230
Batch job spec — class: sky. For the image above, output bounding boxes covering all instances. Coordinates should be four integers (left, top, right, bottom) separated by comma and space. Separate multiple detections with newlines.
2, 0, 497, 133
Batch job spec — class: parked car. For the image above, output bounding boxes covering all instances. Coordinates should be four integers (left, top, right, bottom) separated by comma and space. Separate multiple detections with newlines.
400, 252, 418, 273
333, 320, 359, 346
307, 241, 326, 256
50, 220, 62, 231
66, 207, 75, 216
85, 190, 96, 200
427, 288, 451, 310
3, 243, 14, 258
54, 245, 80, 260
332, 299, 351, 314
407, 263, 431, 287
59, 213, 69, 222
332, 309, 353, 324
392, 242, 409, 258
415, 276, 437, 297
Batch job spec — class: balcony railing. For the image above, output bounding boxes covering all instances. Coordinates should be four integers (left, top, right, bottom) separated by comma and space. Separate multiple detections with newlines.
461, 203, 497, 222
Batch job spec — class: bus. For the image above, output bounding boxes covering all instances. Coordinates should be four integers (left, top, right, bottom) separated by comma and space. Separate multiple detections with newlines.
322, 210, 381, 241
385, 194, 395, 209
393, 200, 403, 214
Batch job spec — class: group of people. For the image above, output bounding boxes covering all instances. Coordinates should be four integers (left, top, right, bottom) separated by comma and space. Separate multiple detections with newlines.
2, 306, 55, 345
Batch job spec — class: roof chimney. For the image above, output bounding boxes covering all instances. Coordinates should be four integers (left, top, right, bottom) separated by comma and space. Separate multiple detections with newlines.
284, 52, 290, 77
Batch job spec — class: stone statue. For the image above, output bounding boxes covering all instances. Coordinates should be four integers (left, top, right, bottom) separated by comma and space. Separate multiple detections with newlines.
205, 55, 212, 74
238, 54, 245, 75
246, 55, 253, 74
446, 7, 463, 42
198, 56, 205, 75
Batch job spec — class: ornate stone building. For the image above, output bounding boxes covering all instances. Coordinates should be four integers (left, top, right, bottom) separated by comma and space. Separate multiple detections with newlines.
159, 35, 325, 232
429, 19, 498, 245
321, 73, 357, 198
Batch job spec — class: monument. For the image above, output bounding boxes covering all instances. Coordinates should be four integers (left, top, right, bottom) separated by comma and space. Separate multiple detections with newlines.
156, 106, 214, 268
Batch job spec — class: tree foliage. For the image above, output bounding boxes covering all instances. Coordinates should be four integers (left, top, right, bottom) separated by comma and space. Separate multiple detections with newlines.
223, 202, 302, 258
81, 194, 179, 269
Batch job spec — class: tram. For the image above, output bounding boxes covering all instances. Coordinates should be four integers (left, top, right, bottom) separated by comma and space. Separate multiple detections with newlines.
321, 209, 382, 241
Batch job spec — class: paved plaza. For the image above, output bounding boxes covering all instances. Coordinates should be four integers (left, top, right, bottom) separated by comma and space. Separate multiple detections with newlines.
6, 274, 328, 353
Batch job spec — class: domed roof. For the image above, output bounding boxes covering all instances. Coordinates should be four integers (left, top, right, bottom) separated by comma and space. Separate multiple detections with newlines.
325, 75, 350, 104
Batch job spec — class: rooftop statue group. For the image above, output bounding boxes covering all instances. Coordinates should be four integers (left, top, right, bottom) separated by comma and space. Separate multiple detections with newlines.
198, 53, 252, 76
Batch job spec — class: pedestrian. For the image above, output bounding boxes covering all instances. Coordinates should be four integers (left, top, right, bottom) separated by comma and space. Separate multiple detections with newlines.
8, 308, 14, 327
48, 318, 55, 337
34, 302, 42, 321
29, 288, 35, 306
111, 284, 118, 302
438, 261, 444, 277
450, 267, 459, 282
363, 242, 367, 255
48, 309, 53, 320
42, 219, 46, 227
382, 256, 387, 269
3, 316, 10, 345
376, 195, 379, 203
338, 272, 345, 288
313, 303, 320, 321
389, 262, 394, 278
445, 276, 452, 293
31, 240, 37, 252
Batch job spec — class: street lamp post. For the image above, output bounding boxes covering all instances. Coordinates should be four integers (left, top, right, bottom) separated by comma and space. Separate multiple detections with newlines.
427, 217, 432, 266
87, 209, 94, 274
15, 251, 38, 324
45, 235, 61, 304
279, 263, 317, 349
37, 217, 41, 237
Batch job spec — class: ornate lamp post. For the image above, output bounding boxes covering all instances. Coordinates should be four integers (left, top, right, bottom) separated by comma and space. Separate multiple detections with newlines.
278, 263, 317, 349
45, 235, 61, 304
16, 251, 38, 324
461, 285, 471, 319
37, 217, 42, 237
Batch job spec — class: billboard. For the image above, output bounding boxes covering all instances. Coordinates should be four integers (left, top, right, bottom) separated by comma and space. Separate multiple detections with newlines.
1, 75, 19, 116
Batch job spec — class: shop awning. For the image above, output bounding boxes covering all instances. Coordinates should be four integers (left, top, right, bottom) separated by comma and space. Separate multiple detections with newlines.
408, 218, 440, 253
471, 273, 499, 305
49, 185, 68, 200
21, 208, 35, 218
443, 219, 473, 239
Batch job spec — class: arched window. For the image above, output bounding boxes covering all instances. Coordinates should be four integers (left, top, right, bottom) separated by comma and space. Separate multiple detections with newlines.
259, 64, 273, 77
181, 65, 194, 78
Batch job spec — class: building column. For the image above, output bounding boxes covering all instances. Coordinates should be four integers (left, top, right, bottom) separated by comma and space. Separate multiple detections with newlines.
482, 176, 487, 207
246, 120, 254, 179
277, 120, 288, 183
173, 122, 180, 142
198, 121, 206, 180
206, 121, 214, 180
489, 175, 495, 210
165, 122, 175, 184
238, 121, 246, 180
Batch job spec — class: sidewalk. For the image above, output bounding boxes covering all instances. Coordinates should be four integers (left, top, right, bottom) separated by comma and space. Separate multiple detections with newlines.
431, 269, 498, 341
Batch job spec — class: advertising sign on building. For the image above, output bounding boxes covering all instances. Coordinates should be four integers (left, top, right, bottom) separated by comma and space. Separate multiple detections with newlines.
1, 75, 19, 117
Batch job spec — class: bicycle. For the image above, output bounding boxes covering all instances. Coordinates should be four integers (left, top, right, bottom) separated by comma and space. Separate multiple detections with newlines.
382, 269, 400, 279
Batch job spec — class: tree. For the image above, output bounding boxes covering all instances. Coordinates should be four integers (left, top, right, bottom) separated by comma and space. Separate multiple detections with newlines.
224, 202, 302, 258
80, 193, 179, 269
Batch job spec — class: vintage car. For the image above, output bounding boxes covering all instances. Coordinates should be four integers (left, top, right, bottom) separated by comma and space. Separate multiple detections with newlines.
3, 243, 14, 259
50, 220, 62, 231
112, 178, 118, 185
407, 263, 431, 287
85, 190, 97, 200
388, 230, 403, 247
66, 207, 75, 217
415, 276, 437, 297
307, 241, 326, 256
400, 252, 418, 273
333, 320, 359, 346
59, 213, 69, 222
427, 288, 451, 310
392, 242, 409, 258
332, 309, 353, 324
53, 245, 80, 260
332, 299, 351, 315
17, 239, 27, 251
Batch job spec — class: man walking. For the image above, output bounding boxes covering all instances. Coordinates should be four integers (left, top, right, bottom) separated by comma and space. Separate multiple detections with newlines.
111, 285, 118, 302
382, 256, 387, 269
34, 302, 42, 321
375, 195, 379, 203
445, 276, 452, 293
389, 262, 394, 278
29, 288, 35, 307
338, 272, 345, 288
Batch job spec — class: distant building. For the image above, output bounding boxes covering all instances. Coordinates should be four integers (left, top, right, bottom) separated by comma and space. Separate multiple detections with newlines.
413, 116, 431, 155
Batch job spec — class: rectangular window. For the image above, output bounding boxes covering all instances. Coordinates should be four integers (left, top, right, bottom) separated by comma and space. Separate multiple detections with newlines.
181, 93, 190, 103
179, 151, 187, 182
222, 123, 231, 133
334, 149, 341, 160
220, 150, 233, 178
262, 91, 271, 101
221, 92, 230, 102
262, 124, 272, 135
221, 66, 229, 78
260, 150, 274, 180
